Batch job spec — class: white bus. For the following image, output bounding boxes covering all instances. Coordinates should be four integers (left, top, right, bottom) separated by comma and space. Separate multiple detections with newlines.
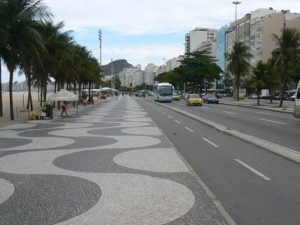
153, 82, 174, 102
294, 81, 300, 118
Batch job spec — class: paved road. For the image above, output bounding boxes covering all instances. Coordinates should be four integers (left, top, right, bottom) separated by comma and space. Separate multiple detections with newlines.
169, 99, 300, 151
0, 96, 230, 225
139, 99, 300, 225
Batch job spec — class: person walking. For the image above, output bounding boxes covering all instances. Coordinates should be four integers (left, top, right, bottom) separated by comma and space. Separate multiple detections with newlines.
61, 101, 69, 117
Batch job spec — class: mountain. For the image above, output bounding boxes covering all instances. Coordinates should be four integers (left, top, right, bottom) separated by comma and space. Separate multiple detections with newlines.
102, 59, 133, 76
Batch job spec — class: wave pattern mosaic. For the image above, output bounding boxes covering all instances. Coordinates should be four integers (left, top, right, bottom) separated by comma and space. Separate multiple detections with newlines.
0, 96, 228, 225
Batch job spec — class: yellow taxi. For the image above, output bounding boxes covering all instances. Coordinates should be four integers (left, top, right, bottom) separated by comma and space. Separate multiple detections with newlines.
172, 92, 181, 101
186, 94, 203, 106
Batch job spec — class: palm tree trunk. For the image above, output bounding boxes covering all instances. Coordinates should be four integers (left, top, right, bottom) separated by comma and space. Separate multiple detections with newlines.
43, 81, 47, 103
236, 75, 240, 101
279, 67, 287, 107
0, 58, 3, 117
8, 69, 14, 120
26, 75, 33, 111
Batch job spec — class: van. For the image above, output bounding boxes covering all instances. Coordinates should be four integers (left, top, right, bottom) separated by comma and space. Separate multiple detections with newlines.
294, 81, 300, 118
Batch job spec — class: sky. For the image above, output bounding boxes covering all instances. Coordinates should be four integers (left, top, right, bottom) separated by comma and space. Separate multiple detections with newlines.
2, 0, 300, 82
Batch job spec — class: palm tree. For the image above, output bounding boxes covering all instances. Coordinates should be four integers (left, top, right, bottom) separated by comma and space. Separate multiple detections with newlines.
251, 61, 269, 106
272, 28, 300, 107
226, 42, 252, 100
0, 0, 51, 120
35, 21, 73, 104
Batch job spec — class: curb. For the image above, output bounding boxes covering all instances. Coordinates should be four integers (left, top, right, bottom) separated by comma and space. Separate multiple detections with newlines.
219, 101, 293, 114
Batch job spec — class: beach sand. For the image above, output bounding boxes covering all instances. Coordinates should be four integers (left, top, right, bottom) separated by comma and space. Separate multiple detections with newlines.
1, 92, 44, 121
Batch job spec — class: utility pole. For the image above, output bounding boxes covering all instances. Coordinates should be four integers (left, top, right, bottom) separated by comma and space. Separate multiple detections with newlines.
232, 1, 241, 43
232, 1, 241, 100
98, 29, 102, 66
98, 29, 102, 89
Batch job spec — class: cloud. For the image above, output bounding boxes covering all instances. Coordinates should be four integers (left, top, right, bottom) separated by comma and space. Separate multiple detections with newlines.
2, 0, 300, 82
45, 0, 300, 34
101, 43, 183, 66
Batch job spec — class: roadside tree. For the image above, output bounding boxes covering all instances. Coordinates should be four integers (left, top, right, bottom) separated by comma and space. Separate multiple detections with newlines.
272, 27, 300, 107
226, 42, 252, 100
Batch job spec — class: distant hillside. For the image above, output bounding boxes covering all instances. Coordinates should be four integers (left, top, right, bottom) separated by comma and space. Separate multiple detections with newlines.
102, 59, 133, 76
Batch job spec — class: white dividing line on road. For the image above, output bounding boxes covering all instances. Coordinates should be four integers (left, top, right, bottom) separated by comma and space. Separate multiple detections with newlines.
260, 118, 287, 125
234, 159, 271, 181
202, 138, 219, 148
222, 111, 237, 115
185, 127, 194, 133
167, 115, 173, 119
174, 120, 181, 124
255, 111, 272, 116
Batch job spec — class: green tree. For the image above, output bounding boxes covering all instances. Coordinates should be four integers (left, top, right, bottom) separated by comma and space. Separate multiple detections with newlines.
226, 42, 252, 100
250, 61, 269, 106
177, 51, 222, 94
0, 0, 51, 120
272, 27, 300, 107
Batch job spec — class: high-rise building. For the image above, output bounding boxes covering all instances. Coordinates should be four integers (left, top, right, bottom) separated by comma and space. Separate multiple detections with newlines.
225, 8, 300, 68
216, 26, 227, 72
185, 28, 217, 55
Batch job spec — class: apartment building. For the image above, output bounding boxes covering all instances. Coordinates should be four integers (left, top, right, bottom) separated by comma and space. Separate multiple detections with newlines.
144, 63, 159, 85
225, 8, 300, 68
185, 28, 217, 55
216, 26, 227, 72
119, 67, 144, 87
165, 56, 184, 72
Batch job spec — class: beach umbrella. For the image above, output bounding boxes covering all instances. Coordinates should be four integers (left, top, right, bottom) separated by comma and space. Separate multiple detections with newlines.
47, 89, 79, 116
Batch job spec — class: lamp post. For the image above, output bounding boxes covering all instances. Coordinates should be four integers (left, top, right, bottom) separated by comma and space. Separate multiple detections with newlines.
98, 29, 102, 66
232, 1, 241, 43
232, 1, 241, 100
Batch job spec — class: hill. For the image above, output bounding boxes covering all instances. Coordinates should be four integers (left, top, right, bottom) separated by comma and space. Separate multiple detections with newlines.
102, 59, 133, 76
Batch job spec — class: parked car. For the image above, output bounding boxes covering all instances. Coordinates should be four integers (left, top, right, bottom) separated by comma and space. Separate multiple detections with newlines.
186, 94, 203, 106
203, 94, 219, 104
172, 92, 180, 101
248, 93, 258, 99
291, 93, 296, 101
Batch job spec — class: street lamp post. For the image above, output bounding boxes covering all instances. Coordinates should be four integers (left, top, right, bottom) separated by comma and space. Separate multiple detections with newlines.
232, 1, 241, 43
98, 29, 102, 66
232, 1, 241, 100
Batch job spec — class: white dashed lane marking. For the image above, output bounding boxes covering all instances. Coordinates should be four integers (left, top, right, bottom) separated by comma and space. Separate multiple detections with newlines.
202, 138, 219, 148
185, 127, 194, 133
235, 159, 271, 181
260, 118, 287, 125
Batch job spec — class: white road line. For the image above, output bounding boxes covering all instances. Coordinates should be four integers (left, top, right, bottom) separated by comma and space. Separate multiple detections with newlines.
260, 118, 287, 125
185, 127, 194, 133
255, 111, 272, 116
235, 159, 271, 181
167, 115, 173, 119
202, 138, 219, 148
174, 120, 181, 124
223, 111, 236, 115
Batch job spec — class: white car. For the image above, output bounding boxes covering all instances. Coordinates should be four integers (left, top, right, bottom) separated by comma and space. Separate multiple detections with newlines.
290, 93, 296, 101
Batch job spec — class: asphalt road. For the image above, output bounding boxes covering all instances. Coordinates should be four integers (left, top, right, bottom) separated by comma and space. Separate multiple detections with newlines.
169, 99, 300, 151
139, 99, 300, 225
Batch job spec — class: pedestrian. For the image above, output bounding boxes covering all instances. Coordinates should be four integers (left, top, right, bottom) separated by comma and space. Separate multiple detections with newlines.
61, 101, 69, 117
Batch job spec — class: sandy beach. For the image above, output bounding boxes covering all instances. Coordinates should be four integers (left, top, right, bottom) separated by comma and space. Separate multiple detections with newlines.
1, 91, 43, 121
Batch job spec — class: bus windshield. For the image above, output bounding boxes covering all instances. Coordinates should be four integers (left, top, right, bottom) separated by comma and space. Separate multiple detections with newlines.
158, 86, 173, 96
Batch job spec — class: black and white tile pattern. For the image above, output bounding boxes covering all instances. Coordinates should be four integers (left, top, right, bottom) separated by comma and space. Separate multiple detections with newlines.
0, 96, 229, 225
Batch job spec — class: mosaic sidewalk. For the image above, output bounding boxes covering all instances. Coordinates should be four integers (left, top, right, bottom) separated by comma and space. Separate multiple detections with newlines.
0, 96, 229, 225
